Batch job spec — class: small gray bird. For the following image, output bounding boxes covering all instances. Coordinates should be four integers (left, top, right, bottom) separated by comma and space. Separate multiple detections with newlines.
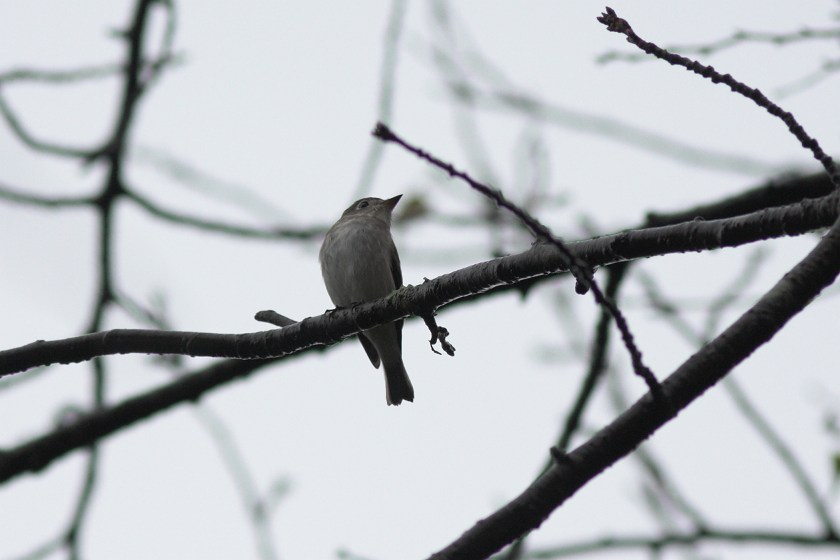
319, 195, 414, 405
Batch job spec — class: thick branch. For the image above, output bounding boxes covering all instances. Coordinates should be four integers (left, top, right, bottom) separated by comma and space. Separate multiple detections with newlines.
428, 211, 840, 558
1, 193, 837, 377
0, 358, 277, 484
645, 171, 832, 226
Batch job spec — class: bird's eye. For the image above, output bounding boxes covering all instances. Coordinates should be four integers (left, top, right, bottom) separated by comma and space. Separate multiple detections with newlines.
358, 201, 369, 209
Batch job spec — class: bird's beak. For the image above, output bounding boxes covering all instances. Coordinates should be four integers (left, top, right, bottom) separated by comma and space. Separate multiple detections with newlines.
383, 194, 402, 212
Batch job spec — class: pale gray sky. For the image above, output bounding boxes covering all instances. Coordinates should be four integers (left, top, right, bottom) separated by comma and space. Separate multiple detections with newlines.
1, 2, 839, 559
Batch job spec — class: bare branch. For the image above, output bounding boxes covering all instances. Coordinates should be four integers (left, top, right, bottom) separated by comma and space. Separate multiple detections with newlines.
0, 182, 94, 208
0, 55, 182, 87
429, 208, 840, 559
375, 121, 661, 394
597, 7, 840, 187
645, 171, 833, 227
351, 0, 408, 199
124, 187, 325, 240
130, 145, 292, 221
2, 193, 838, 378
519, 528, 840, 559
0, 92, 98, 159
598, 26, 840, 63
0, 358, 277, 484
633, 249, 836, 537
125, 189, 327, 240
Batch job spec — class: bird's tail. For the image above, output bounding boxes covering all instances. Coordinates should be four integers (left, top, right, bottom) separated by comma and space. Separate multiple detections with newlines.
384, 359, 414, 406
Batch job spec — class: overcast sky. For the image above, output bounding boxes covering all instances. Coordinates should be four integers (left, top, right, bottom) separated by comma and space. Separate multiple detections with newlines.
1, 2, 839, 559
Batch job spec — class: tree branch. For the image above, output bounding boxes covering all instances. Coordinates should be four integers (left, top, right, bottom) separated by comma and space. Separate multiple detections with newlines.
1, 192, 837, 378
519, 527, 840, 558
428, 211, 840, 558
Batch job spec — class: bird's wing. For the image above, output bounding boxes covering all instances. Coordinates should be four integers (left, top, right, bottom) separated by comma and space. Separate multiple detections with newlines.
358, 332, 381, 368
395, 318, 403, 350
389, 238, 404, 350
389, 238, 402, 289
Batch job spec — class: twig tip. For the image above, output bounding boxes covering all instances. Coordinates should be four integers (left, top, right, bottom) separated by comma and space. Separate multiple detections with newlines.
597, 7, 632, 35
372, 122, 395, 143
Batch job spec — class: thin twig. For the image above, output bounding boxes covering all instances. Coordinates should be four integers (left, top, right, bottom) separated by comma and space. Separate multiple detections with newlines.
130, 145, 292, 221
125, 188, 324, 240
373, 122, 661, 394
351, 0, 407, 199
636, 247, 837, 538
598, 26, 840, 63
193, 406, 280, 560
428, 0, 512, 256
116, 287, 281, 560
0, 183, 95, 208
62, 2, 163, 557
604, 349, 711, 531
413, 35, 781, 176
724, 376, 838, 537
431, 209, 840, 560
0, 55, 182, 86
0, 92, 98, 159
505, 263, 630, 560
597, 7, 840, 188
556, 263, 629, 452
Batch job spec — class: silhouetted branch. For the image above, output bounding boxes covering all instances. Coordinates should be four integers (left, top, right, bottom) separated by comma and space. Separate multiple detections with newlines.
0, 32, 181, 164
352, 0, 408, 199
645, 171, 833, 227
701, 248, 769, 338
599, 26, 840, 63
429, 210, 840, 558
632, 247, 836, 537
422, 9, 840, 557
427, 0, 509, 255
776, 57, 840, 98
556, 263, 630, 452
0, 183, 94, 208
414, 22, 780, 176
117, 290, 281, 559
130, 145, 291, 221
725, 377, 838, 536
254, 310, 298, 327
194, 405, 280, 560
0, 63, 118, 85
1, 190, 837, 486
505, 263, 630, 560
632, 440, 710, 530
0, 92, 98, 159
125, 187, 325, 240
2, 191, 838, 378
518, 528, 840, 559
450, 85, 783, 176
597, 7, 840, 188
0, 358, 277, 484
53, 1, 171, 556
375, 120, 664, 394
7, 535, 63, 560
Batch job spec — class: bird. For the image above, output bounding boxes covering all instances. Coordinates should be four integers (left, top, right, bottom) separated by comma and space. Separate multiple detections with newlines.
319, 195, 414, 405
